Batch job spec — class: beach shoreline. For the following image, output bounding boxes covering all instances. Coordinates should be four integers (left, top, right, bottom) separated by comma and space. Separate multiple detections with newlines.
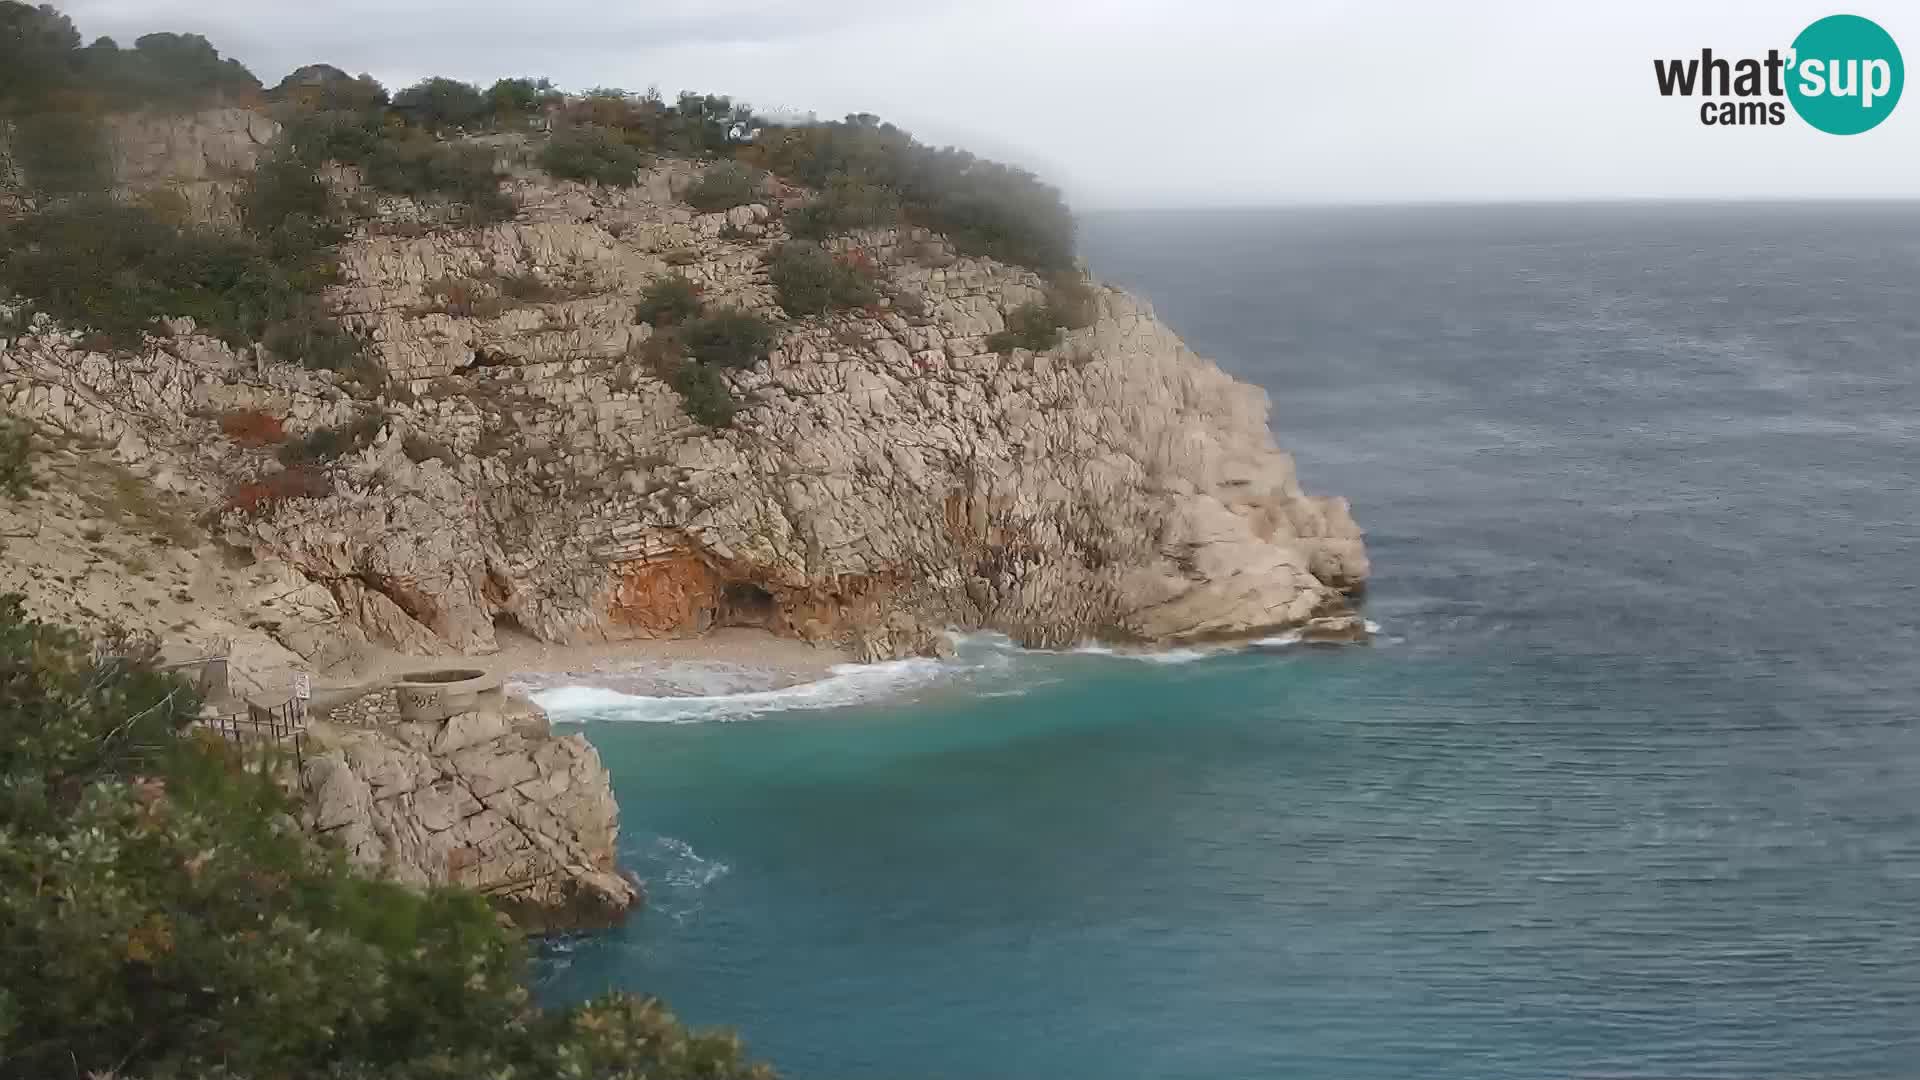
311, 628, 854, 711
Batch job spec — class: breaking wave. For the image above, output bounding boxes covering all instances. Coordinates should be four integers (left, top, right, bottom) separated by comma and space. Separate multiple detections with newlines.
529, 657, 951, 724
529, 625, 1361, 725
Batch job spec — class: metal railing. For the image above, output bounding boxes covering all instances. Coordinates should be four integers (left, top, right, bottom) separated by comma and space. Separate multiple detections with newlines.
200, 694, 310, 768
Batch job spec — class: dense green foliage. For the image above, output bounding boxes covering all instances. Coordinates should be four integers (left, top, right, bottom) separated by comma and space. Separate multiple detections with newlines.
275, 105, 514, 224
670, 360, 738, 427
768, 242, 879, 317
391, 76, 487, 131
555, 89, 751, 158
751, 113, 1075, 270
987, 300, 1064, 353
683, 159, 763, 212
0, 416, 30, 498
1, 3, 255, 196
635, 274, 704, 326
486, 76, 557, 117
7, 107, 109, 193
0, 198, 323, 347
683, 309, 776, 370
783, 174, 900, 240
540, 123, 649, 186
362, 136, 514, 223
1, 2, 258, 111
628, 279, 766, 424
0, 597, 775, 1078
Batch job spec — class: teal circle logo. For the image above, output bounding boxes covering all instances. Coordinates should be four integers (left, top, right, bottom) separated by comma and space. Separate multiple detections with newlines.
1788, 14, 1903, 134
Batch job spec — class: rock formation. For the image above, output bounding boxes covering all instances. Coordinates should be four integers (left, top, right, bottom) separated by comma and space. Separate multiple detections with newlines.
300, 684, 638, 931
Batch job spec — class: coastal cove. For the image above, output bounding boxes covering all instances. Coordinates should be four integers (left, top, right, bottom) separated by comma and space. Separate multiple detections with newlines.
531, 203, 1920, 1080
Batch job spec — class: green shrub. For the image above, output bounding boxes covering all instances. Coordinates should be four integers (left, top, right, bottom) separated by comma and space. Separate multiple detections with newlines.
486, 75, 556, 120
756, 113, 1076, 271
0, 199, 309, 348
241, 153, 347, 261
0, 597, 775, 1079
282, 107, 388, 168
683, 160, 762, 212
494, 270, 562, 303
362, 136, 515, 223
987, 301, 1062, 353
277, 410, 386, 465
768, 242, 878, 317
671, 361, 737, 427
9, 108, 110, 194
262, 309, 363, 371
0, 1, 83, 107
539, 125, 649, 186
1045, 271, 1098, 330
683, 309, 775, 370
783, 173, 900, 240
635, 274, 703, 326
0, 416, 32, 499
392, 76, 488, 131
85, 31, 261, 109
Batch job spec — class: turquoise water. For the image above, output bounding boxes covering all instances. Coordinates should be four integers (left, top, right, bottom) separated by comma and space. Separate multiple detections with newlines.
537, 204, 1920, 1078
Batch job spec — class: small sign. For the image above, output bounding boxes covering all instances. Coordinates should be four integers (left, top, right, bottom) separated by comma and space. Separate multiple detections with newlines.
293, 673, 311, 701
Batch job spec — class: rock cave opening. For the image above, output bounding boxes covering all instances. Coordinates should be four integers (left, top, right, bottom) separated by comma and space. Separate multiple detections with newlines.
470, 346, 511, 369
492, 609, 532, 644
719, 582, 777, 628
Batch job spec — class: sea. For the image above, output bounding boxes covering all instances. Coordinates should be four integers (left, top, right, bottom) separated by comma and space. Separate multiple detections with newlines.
529, 203, 1920, 1079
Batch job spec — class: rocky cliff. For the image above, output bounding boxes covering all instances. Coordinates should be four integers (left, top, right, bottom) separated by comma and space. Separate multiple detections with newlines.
1, 111, 1367, 666
301, 686, 638, 931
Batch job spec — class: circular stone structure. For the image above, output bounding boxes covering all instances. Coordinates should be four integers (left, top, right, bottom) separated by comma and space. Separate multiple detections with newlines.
392, 668, 504, 723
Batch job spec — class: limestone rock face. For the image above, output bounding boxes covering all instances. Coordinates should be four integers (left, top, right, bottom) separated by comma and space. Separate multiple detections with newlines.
0, 113, 1369, 663
107, 108, 279, 226
298, 692, 638, 931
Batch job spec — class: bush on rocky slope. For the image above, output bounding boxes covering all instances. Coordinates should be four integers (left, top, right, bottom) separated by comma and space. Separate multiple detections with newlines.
768, 242, 879, 316
684, 309, 777, 370
0, 198, 313, 348
671, 359, 739, 428
636, 274, 704, 326
0, 416, 32, 499
6, 107, 111, 194
987, 300, 1065, 353
540, 123, 650, 186
752, 112, 1075, 271
684, 159, 764, 212
783, 174, 902, 240
361, 135, 516, 224
0, 596, 774, 1079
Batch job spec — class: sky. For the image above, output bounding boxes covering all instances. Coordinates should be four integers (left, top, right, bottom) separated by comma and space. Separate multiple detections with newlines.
53, 0, 1920, 209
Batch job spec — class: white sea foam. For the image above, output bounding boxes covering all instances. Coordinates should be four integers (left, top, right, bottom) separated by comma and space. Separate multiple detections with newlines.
529, 621, 1357, 725
652, 836, 731, 892
531, 656, 950, 723
1067, 640, 1216, 663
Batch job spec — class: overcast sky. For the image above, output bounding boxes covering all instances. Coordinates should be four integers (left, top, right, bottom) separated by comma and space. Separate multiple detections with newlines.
55, 0, 1920, 208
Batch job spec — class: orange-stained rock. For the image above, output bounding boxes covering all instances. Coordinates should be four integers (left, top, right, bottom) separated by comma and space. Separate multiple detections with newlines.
606, 554, 719, 637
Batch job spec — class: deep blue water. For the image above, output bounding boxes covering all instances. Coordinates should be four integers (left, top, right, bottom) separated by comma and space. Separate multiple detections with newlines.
538, 203, 1920, 1078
